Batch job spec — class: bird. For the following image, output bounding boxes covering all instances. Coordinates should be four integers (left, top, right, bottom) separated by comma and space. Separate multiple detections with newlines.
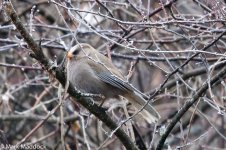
66, 43, 160, 123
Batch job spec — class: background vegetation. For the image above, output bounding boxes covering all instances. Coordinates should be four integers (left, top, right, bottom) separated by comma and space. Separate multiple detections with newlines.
1, 0, 226, 149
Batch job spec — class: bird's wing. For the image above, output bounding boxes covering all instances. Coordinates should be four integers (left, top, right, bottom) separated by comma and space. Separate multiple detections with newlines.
97, 72, 134, 92
87, 54, 148, 98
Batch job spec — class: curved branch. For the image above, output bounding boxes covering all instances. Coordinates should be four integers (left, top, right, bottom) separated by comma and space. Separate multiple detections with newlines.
148, 60, 226, 95
3, 1, 138, 150
156, 65, 226, 150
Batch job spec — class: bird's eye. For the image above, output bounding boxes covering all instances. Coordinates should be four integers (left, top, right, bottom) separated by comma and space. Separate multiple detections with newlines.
72, 50, 79, 55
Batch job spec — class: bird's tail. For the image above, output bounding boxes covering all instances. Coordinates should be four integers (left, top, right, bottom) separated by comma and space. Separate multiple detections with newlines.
124, 92, 160, 124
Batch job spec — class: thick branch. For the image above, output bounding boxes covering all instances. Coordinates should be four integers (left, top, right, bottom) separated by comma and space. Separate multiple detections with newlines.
3, 1, 138, 149
156, 66, 226, 150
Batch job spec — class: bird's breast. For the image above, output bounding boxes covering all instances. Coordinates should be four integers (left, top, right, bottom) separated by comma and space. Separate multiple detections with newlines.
67, 60, 123, 99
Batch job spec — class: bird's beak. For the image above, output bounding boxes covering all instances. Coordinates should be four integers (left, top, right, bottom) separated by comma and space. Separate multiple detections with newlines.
67, 51, 73, 60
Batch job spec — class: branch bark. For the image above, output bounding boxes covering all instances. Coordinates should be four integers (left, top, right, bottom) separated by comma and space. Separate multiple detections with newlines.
3, 1, 139, 149
156, 65, 226, 149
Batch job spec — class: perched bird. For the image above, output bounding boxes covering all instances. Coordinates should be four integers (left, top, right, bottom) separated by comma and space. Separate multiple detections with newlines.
67, 43, 160, 123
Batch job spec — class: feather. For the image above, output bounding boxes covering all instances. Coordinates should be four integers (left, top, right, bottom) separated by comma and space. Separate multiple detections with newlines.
124, 92, 160, 123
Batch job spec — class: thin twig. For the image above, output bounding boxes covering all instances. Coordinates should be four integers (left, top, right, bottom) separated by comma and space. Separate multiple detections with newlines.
156, 65, 226, 150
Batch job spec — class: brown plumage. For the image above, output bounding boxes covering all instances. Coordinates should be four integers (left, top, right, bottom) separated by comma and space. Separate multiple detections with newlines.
66, 43, 160, 123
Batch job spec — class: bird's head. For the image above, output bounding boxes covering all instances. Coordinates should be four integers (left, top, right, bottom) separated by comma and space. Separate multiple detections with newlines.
67, 43, 95, 60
